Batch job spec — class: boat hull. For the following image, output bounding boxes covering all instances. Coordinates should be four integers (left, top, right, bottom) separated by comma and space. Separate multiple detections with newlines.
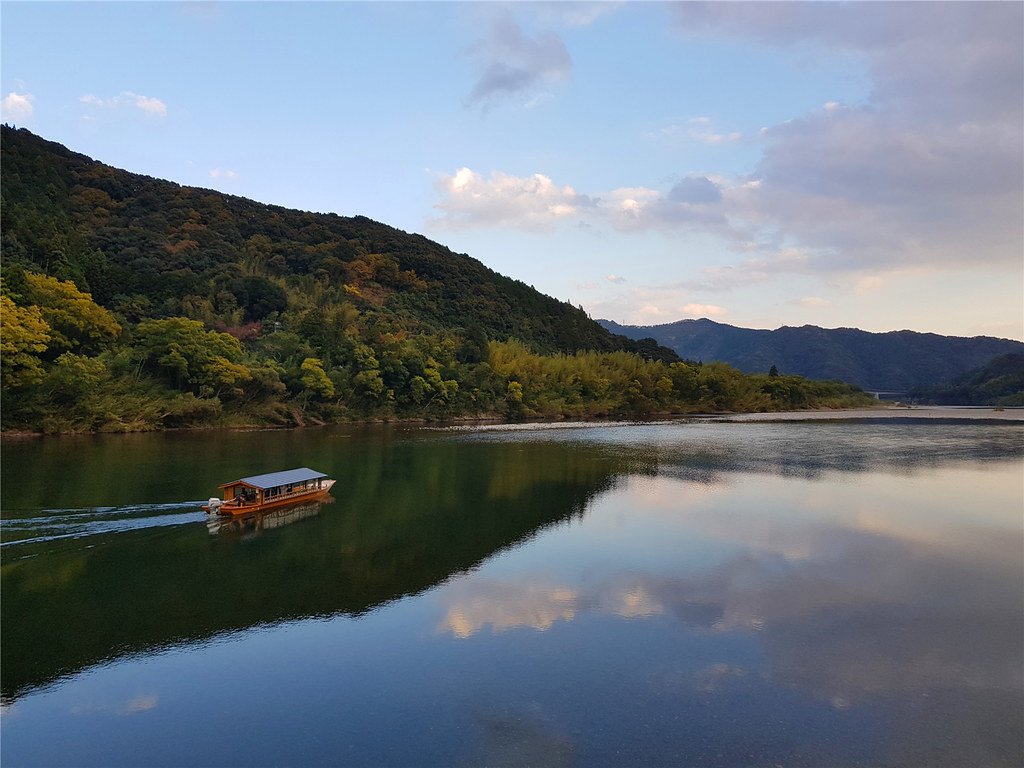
203, 480, 336, 516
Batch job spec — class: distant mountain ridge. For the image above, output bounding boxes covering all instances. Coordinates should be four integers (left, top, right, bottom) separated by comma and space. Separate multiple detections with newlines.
598, 318, 1024, 391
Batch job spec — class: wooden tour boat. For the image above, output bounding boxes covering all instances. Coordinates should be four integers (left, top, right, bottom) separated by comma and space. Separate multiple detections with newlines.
203, 467, 335, 516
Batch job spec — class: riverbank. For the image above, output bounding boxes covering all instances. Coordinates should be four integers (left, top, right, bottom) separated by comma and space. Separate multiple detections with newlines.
707, 405, 1024, 422
6, 404, 1022, 441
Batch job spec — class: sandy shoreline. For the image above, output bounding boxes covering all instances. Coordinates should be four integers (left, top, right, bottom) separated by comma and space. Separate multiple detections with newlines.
705, 405, 1024, 422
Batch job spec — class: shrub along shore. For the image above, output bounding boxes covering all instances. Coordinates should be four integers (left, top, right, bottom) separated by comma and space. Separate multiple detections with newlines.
2, 269, 873, 435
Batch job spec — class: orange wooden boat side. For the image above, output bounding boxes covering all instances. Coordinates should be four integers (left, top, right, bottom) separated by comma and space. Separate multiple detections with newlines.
202, 468, 335, 516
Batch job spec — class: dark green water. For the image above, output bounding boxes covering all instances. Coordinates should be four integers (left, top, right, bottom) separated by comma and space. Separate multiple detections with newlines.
2, 416, 1022, 767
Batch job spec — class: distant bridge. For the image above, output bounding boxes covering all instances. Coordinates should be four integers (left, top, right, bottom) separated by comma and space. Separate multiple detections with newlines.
864, 390, 909, 401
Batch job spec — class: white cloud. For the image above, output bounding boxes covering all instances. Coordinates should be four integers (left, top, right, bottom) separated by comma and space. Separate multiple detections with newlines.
129, 93, 167, 117
1, 92, 34, 121
433, 169, 734, 238
209, 168, 238, 180
79, 91, 167, 117
682, 303, 727, 317
432, 167, 593, 230
606, 186, 660, 211
607, 274, 626, 284
466, 11, 571, 107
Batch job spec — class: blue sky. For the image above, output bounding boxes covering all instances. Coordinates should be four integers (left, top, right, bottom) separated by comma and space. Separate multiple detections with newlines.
3, 2, 1021, 339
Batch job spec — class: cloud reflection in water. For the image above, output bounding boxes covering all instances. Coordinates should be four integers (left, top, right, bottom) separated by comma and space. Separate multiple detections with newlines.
437, 465, 1022, 716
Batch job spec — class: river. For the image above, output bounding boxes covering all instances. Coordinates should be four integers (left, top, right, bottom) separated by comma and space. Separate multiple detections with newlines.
1, 410, 1022, 767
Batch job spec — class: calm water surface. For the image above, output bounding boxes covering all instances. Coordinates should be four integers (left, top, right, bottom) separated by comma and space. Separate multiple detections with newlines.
2, 414, 1022, 767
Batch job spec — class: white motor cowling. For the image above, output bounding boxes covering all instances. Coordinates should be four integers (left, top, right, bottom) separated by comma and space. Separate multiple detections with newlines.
206, 497, 222, 514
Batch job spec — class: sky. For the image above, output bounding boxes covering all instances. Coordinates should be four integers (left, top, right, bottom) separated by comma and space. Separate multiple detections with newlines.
2, 1, 1022, 340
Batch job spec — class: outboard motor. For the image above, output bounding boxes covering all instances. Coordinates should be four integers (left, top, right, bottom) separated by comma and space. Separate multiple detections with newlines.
206, 497, 222, 514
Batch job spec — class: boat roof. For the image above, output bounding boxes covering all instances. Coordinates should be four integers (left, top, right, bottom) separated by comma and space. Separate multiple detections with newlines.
219, 467, 328, 490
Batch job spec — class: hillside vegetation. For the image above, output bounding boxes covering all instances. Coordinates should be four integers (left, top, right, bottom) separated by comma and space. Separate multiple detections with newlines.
1, 126, 873, 433
600, 318, 1024, 392
908, 354, 1024, 406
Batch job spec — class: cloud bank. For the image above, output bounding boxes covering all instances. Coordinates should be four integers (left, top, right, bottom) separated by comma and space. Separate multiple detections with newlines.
437, 2, 1022, 287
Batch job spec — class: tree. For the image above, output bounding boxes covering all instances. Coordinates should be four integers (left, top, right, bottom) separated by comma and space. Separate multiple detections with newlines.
134, 317, 249, 394
21, 272, 120, 355
0, 294, 51, 388
300, 357, 335, 398
46, 352, 109, 404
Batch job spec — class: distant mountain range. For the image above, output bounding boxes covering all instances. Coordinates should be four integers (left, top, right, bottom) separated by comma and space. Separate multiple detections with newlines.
598, 318, 1024, 391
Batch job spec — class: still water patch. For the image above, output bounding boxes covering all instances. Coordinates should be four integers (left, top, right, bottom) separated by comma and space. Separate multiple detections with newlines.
1, 418, 1021, 766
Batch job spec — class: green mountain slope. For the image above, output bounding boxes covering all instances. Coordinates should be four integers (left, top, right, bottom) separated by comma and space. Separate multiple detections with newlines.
599, 318, 1024, 392
1, 125, 670, 361
0, 127, 874, 432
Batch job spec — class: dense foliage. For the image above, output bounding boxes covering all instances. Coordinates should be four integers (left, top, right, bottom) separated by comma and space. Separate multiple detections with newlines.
1, 126, 873, 432
907, 354, 1024, 406
1, 126, 671, 359
601, 318, 1024, 392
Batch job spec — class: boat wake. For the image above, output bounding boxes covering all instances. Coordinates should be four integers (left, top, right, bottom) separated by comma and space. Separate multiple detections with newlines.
0, 502, 207, 548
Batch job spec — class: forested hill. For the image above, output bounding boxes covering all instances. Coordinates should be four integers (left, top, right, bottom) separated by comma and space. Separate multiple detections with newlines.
1, 126, 873, 433
599, 318, 1024, 392
0, 125, 670, 361
908, 354, 1024, 406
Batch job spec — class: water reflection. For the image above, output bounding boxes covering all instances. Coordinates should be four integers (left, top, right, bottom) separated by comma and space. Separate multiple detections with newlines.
205, 498, 328, 537
429, 459, 1022, 766
1, 437, 634, 700
1, 418, 1021, 767
439, 576, 685, 638
441, 581, 579, 637
437, 469, 1021, 697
